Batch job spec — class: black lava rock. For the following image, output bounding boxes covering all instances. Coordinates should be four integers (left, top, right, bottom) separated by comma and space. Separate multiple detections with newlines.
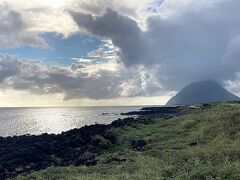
105, 157, 126, 164
0, 124, 116, 179
189, 142, 198, 146
131, 140, 147, 151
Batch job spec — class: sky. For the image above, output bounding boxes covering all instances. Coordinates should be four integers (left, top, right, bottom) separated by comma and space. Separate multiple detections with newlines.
0, 0, 240, 107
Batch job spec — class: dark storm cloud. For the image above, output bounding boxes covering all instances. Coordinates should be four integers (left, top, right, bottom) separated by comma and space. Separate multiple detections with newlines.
70, 8, 149, 66
70, 0, 240, 91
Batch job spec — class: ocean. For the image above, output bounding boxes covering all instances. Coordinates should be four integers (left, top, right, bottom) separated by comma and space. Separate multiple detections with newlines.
0, 106, 142, 137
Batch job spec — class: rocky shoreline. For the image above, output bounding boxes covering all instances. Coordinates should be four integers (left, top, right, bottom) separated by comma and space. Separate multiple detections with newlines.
0, 106, 194, 179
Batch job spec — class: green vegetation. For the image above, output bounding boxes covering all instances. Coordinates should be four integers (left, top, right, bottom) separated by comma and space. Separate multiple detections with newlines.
16, 102, 240, 179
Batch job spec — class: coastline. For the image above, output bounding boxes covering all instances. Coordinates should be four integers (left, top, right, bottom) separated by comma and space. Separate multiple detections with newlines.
0, 106, 142, 137
0, 106, 186, 179
1, 103, 240, 179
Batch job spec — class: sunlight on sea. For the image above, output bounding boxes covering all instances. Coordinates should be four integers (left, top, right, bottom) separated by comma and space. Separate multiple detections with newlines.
0, 106, 142, 137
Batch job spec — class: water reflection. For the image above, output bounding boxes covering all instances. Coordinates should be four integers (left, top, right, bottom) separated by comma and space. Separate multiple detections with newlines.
0, 106, 141, 137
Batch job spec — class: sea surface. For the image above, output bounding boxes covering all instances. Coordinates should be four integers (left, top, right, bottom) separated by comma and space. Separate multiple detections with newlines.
0, 106, 142, 137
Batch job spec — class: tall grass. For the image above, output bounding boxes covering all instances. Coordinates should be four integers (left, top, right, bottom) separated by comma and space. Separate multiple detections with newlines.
16, 102, 240, 179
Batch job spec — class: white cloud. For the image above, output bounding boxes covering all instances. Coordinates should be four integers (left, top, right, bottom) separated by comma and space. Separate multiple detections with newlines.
224, 73, 240, 96
0, 3, 48, 48
119, 65, 163, 97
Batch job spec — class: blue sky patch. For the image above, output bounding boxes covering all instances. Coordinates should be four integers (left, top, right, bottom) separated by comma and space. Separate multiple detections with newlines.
0, 33, 102, 66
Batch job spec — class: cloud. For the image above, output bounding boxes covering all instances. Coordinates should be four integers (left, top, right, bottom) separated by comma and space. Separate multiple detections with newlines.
0, 0, 154, 49
119, 66, 163, 97
0, 54, 119, 99
2, 0, 240, 100
0, 53, 162, 100
1, 0, 153, 42
70, 8, 149, 66
0, 3, 48, 48
70, 0, 240, 91
68, 0, 153, 19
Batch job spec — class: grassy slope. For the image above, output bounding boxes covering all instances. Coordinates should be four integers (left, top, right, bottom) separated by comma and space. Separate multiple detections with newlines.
16, 102, 240, 179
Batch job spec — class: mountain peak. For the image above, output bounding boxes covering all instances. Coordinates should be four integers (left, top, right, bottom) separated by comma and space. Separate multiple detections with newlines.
166, 81, 239, 106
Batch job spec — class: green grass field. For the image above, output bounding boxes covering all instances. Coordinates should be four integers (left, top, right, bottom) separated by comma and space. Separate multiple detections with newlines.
16, 102, 240, 179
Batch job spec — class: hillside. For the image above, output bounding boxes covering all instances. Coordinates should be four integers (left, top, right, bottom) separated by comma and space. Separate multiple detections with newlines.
16, 102, 240, 179
166, 81, 239, 106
